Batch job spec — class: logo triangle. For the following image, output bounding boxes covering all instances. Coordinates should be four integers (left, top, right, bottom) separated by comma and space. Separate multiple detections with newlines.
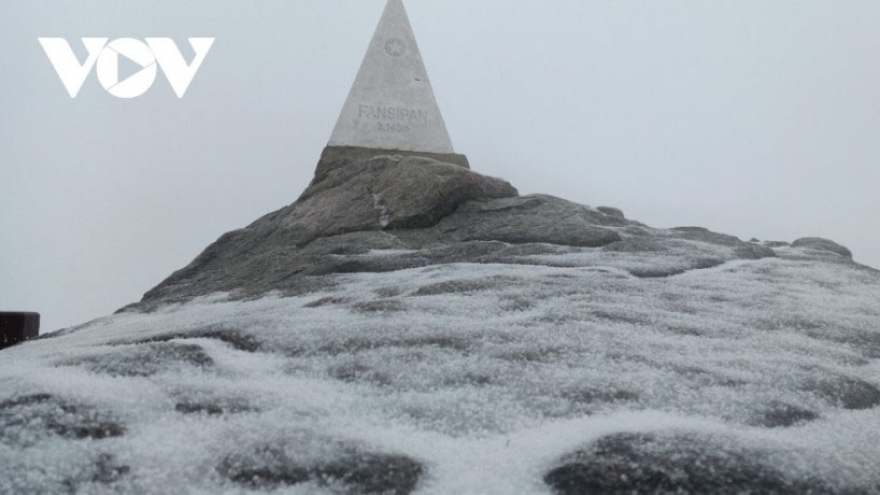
117, 50, 149, 83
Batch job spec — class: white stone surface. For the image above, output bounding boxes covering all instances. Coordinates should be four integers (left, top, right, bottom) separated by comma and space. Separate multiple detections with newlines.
328, 0, 455, 154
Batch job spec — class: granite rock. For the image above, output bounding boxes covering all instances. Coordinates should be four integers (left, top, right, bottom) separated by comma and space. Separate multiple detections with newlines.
136, 155, 860, 307
792, 237, 853, 258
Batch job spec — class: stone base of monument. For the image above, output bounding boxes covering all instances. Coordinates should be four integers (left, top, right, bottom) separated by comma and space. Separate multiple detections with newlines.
314, 146, 470, 183
0, 312, 40, 350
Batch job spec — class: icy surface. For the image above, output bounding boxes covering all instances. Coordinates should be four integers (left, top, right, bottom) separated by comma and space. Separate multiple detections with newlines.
2, 246, 879, 494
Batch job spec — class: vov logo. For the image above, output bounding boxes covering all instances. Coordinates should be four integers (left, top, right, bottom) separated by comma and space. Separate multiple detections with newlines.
38, 38, 215, 99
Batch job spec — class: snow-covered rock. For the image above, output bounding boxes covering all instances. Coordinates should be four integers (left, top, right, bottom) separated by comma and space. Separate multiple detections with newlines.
2, 153, 878, 494
792, 237, 854, 259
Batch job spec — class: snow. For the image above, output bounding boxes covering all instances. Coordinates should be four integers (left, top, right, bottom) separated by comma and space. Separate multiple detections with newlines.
1, 249, 879, 493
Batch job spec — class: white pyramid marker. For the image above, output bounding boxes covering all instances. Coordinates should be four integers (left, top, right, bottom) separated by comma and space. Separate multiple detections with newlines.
328, 0, 455, 154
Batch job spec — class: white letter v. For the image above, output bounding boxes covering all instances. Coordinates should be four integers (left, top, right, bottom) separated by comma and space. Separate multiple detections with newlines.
147, 38, 215, 98
38, 38, 107, 98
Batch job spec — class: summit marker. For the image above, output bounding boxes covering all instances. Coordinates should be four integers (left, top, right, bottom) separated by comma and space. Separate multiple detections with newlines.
325, 0, 468, 168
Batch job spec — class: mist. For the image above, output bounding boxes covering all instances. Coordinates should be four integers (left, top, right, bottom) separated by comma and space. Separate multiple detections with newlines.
2, 0, 879, 333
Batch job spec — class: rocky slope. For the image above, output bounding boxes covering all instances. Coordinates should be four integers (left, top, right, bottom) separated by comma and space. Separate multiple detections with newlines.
2, 153, 879, 494
136, 154, 778, 306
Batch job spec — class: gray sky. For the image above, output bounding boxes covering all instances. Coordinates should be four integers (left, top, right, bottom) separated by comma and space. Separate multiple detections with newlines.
2, 1, 879, 333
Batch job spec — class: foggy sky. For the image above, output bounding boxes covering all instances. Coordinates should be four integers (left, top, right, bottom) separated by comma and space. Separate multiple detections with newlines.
2, 1, 879, 333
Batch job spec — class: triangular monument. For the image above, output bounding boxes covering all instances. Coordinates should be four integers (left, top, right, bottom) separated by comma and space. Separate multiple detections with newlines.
323, 0, 469, 169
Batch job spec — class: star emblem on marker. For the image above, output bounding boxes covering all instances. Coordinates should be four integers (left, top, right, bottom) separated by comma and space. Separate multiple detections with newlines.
384, 38, 407, 57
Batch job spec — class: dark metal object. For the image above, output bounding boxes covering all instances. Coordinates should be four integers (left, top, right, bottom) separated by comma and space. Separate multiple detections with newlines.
0, 312, 40, 350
